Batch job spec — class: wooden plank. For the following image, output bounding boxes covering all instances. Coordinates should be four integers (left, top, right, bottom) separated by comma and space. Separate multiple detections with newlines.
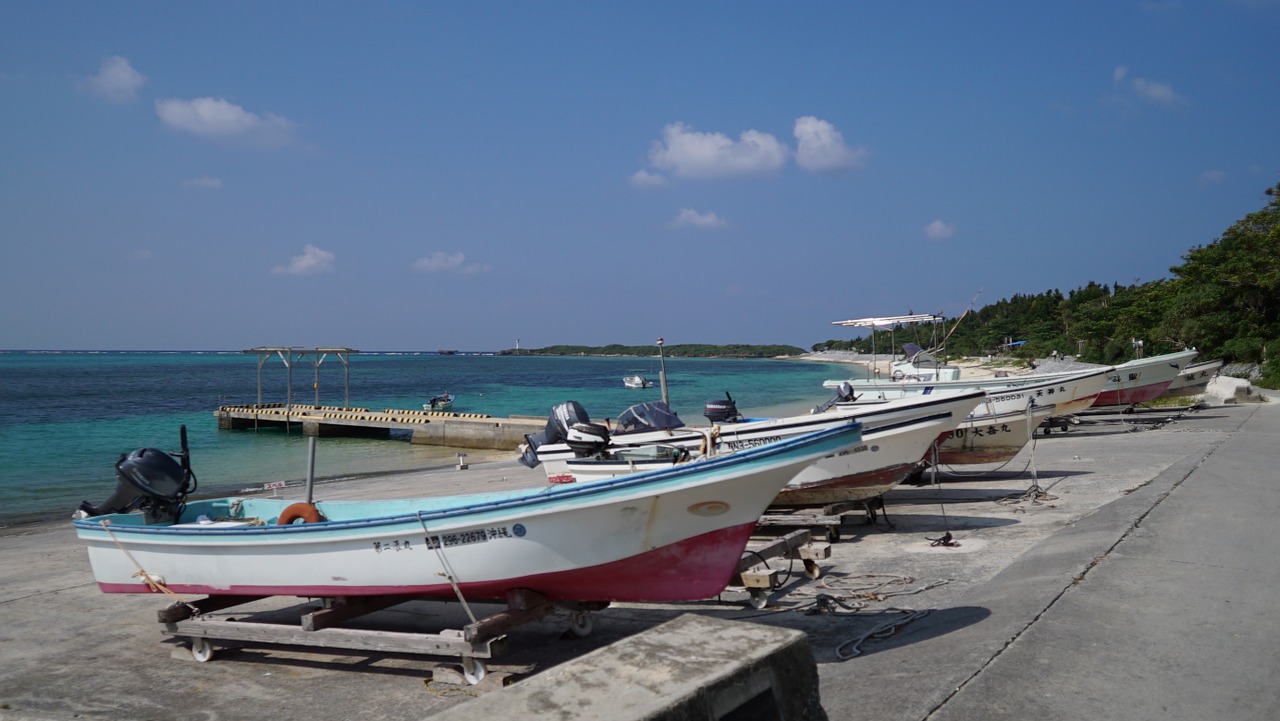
167, 617, 503, 658
301, 594, 418, 631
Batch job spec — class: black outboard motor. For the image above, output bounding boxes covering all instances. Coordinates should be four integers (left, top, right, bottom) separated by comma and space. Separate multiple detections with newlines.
519, 401, 591, 467
565, 422, 611, 457
704, 392, 741, 424
77, 426, 198, 525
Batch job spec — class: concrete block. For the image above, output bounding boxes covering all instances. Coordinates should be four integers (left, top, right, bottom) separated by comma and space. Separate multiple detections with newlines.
1205, 376, 1264, 405
429, 613, 827, 721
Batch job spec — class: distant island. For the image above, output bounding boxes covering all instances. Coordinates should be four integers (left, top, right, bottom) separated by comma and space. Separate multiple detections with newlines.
498, 343, 806, 358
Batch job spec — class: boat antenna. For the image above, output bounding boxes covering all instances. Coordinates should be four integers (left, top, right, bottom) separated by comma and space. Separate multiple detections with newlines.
940, 288, 984, 358
656, 338, 669, 406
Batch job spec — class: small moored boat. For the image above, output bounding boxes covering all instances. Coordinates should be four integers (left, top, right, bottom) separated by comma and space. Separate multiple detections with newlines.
424, 392, 454, 411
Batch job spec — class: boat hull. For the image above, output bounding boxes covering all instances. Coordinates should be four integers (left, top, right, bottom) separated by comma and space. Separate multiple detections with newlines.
1092, 350, 1199, 406
74, 424, 861, 602
934, 406, 1054, 465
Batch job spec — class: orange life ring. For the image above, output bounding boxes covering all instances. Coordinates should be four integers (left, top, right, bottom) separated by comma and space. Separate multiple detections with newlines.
277, 502, 324, 525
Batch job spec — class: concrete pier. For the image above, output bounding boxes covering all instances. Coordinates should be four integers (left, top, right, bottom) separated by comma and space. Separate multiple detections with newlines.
215, 403, 545, 450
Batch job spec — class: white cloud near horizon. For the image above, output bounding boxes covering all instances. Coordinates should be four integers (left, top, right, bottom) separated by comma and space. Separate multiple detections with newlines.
82, 56, 145, 104
412, 251, 491, 274
156, 97, 297, 145
671, 208, 728, 229
272, 244, 334, 275
182, 176, 223, 189
1199, 169, 1228, 184
793, 116, 868, 172
1113, 66, 1185, 107
629, 169, 667, 187
646, 122, 790, 179
924, 220, 955, 240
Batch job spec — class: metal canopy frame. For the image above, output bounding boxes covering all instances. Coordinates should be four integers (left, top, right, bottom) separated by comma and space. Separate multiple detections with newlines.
242, 347, 360, 413
830, 313, 944, 374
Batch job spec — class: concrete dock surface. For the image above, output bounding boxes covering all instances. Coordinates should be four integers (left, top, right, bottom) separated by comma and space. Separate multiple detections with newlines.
0, 397, 1276, 720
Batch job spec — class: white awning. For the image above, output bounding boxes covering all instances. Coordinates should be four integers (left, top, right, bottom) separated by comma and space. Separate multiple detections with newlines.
831, 313, 941, 328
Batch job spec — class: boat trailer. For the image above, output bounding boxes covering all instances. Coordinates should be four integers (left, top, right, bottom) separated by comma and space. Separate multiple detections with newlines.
159, 589, 606, 685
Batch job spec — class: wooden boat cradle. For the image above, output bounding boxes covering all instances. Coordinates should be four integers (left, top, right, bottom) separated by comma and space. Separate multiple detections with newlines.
160, 588, 607, 683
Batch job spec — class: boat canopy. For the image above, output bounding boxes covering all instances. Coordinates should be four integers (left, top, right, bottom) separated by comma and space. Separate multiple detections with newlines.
831, 313, 942, 328
614, 401, 685, 436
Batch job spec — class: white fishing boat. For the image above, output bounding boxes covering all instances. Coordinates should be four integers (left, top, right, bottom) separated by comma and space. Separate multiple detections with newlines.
623, 374, 653, 389
831, 366, 1113, 419
1160, 357, 1223, 397
1091, 349, 1199, 406
73, 422, 861, 604
934, 404, 1055, 465
424, 392, 454, 411
523, 389, 986, 503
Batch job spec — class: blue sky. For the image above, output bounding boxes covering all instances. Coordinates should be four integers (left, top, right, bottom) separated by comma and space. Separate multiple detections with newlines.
2, 1, 1277, 351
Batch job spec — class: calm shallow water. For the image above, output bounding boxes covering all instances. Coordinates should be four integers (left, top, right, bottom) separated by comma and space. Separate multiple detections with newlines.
0, 351, 866, 525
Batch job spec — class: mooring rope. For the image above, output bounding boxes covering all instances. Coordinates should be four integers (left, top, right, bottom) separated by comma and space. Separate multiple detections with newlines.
416, 513, 478, 625
100, 520, 191, 606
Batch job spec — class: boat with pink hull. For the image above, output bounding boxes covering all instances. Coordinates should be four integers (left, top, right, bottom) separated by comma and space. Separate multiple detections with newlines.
72, 423, 862, 603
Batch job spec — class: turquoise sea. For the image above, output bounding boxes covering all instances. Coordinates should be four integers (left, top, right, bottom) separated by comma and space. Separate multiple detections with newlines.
0, 351, 866, 527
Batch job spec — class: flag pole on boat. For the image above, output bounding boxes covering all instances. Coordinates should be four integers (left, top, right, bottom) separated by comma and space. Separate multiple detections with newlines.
657, 337, 669, 406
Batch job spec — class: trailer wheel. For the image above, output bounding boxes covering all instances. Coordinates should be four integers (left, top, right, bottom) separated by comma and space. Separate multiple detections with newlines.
190, 637, 214, 663
461, 656, 487, 685
748, 588, 769, 610
569, 610, 594, 637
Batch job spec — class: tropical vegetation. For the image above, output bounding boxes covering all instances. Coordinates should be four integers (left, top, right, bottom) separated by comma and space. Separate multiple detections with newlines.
813, 183, 1280, 388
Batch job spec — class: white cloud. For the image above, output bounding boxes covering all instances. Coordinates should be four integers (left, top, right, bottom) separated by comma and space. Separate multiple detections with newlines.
671, 208, 728, 229
924, 220, 955, 240
1199, 169, 1228, 184
629, 169, 667, 187
1112, 66, 1185, 107
156, 97, 297, 145
272, 244, 334, 275
83, 56, 145, 104
412, 251, 490, 274
646, 122, 789, 179
793, 116, 868, 172
182, 176, 223, 189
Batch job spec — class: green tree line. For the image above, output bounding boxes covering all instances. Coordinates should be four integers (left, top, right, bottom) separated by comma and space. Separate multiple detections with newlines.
814, 183, 1280, 387
496, 343, 803, 356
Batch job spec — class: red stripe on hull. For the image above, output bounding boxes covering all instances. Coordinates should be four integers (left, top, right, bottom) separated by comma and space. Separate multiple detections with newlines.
1093, 380, 1174, 406
935, 446, 1024, 465
95, 522, 760, 602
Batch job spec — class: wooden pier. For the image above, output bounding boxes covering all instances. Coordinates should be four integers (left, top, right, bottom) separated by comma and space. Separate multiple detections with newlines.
215, 403, 546, 451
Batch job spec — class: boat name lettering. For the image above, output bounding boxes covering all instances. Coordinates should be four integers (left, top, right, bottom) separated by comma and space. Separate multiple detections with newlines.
372, 539, 414, 553
953, 424, 1013, 439
722, 436, 782, 451
836, 444, 869, 457
420, 526, 514, 550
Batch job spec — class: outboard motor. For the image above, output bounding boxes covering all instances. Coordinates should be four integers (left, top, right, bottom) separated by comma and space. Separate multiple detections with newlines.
565, 422, 611, 457
812, 382, 858, 414
77, 426, 197, 525
519, 401, 591, 467
704, 392, 741, 424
